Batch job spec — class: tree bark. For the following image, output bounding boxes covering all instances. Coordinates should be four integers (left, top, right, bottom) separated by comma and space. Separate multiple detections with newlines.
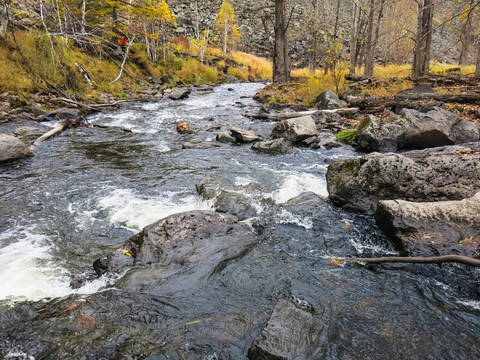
273, 0, 290, 83
364, 0, 376, 76
413, 0, 434, 76
475, 39, 480, 79
349, 0, 359, 74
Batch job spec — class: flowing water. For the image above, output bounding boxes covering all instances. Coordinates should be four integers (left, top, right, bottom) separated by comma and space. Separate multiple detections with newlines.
0, 83, 479, 359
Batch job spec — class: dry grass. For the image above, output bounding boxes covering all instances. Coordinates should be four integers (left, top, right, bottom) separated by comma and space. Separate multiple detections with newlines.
228, 51, 272, 80
179, 58, 218, 83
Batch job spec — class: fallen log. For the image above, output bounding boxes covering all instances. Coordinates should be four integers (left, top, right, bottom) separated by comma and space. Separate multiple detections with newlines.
395, 92, 480, 103
31, 118, 82, 148
250, 108, 360, 121
57, 97, 123, 112
330, 255, 480, 267
411, 74, 478, 87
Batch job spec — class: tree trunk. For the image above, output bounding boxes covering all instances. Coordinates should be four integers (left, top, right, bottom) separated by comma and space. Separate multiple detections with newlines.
459, 1, 474, 66
273, 0, 290, 83
413, 0, 434, 76
364, 0, 375, 76
0, 0, 9, 37
308, 0, 319, 73
349, 0, 359, 74
475, 39, 480, 79
332, 255, 480, 268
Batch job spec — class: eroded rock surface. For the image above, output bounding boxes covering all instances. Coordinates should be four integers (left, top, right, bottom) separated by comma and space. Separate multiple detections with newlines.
327, 143, 480, 214
375, 192, 480, 258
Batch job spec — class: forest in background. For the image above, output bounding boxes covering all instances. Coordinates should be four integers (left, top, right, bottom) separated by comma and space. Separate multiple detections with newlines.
1, 0, 480, 105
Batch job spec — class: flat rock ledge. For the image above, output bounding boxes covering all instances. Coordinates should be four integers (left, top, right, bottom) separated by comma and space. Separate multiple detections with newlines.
375, 192, 480, 258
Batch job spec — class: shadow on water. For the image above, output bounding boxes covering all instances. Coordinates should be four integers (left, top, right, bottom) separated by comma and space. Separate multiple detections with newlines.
0, 83, 479, 359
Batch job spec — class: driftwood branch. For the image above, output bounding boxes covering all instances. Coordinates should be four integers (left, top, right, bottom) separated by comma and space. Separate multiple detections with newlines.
57, 97, 123, 112
250, 108, 360, 121
75, 62, 95, 89
31, 118, 82, 148
331, 255, 480, 267
395, 92, 480, 103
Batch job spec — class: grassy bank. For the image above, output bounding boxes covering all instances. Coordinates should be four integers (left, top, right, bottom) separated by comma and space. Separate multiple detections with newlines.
0, 30, 272, 101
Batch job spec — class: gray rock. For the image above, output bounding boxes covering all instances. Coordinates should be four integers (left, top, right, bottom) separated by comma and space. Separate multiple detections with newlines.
326, 142, 480, 214
251, 138, 293, 154
182, 141, 221, 149
43, 107, 82, 121
375, 192, 480, 258
399, 107, 480, 149
315, 91, 346, 110
196, 175, 274, 220
355, 114, 409, 152
0, 134, 33, 163
248, 300, 324, 360
94, 210, 256, 277
216, 131, 237, 143
168, 87, 191, 100
355, 107, 480, 152
271, 116, 319, 143
231, 126, 260, 142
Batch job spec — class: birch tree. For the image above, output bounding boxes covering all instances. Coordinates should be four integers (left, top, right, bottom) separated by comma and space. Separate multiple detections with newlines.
214, 1, 241, 56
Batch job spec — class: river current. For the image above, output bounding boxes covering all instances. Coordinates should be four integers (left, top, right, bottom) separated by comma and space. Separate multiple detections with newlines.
0, 82, 479, 359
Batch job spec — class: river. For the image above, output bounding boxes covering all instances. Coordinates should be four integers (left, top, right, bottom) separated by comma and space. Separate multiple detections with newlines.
0, 82, 479, 359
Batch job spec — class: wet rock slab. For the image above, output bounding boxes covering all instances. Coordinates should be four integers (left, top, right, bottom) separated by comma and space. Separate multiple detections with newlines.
271, 116, 319, 143
375, 191, 480, 258
248, 300, 324, 360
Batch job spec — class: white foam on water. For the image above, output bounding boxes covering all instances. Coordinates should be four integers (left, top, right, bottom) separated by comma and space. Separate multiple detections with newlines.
274, 172, 328, 204
0, 228, 119, 302
235, 176, 254, 186
97, 188, 212, 231
275, 208, 313, 229
348, 236, 398, 256
457, 300, 480, 310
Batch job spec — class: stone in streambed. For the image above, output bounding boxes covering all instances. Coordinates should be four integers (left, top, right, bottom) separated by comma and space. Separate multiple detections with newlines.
251, 138, 293, 154
230, 126, 260, 142
271, 116, 319, 143
216, 130, 237, 143
0, 134, 33, 163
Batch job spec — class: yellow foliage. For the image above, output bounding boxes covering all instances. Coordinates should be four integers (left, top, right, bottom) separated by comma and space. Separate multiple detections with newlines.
214, 1, 242, 54
228, 51, 272, 80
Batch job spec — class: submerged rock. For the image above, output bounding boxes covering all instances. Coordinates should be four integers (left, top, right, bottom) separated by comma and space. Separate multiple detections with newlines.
42, 107, 82, 121
375, 192, 480, 258
0, 134, 33, 163
271, 116, 319, 143
326, 142, 480, 214
251, 138, 293, 154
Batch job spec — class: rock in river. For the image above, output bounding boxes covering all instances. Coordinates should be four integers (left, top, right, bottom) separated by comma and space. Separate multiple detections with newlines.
326, 142, 480, 214
251, 138, 293, 154
375, 191, 480, 258
271, 116, 319, 143
231, 126, 261, 143
0, 134, 33, 163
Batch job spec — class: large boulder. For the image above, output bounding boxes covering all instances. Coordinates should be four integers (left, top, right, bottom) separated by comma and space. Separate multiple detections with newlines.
326, 142, 480, 214
216, 130, 237, 143
196, 175, 275, 220
0, 134, 33, 163
315, 91, 345, 110
94, 210, 254, 276
271, 116, 319, 143
251, 138, 293, 154
355, 114, 408, 152
355, 107, 480, 152
375, 192, 480, 258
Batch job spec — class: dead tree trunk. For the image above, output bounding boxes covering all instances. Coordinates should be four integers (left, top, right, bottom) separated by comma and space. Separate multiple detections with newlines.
273, 0, 290, 83
476, 39, 480, 79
